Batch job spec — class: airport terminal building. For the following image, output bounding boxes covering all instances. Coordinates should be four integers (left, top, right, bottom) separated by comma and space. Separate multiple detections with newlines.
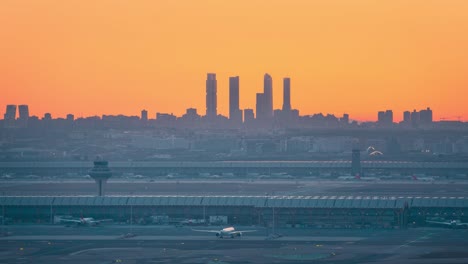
1, 195, 467, 229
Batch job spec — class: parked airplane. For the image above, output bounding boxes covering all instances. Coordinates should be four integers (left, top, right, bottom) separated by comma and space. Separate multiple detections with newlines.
426, 219, 468, 228
411, 175, 435, 182
59, 217, 113, 226
192, 227, 257, 238
338, 175, 380, 181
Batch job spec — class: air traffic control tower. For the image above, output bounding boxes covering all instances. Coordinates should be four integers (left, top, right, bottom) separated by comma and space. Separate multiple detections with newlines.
89, 158, 112, 196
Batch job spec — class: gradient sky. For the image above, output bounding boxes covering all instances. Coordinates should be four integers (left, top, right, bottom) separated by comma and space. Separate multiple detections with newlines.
1, 0, 468, 121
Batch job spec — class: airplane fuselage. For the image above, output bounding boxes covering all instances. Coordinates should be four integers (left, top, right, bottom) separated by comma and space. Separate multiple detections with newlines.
217, 227, 240, 238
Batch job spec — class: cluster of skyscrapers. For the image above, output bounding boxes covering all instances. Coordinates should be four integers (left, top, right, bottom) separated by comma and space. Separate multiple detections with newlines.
205, 73, 294, 125
1, 73, 438, 130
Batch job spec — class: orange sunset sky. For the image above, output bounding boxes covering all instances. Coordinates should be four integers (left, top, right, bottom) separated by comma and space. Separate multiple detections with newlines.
1, 0, 468, 122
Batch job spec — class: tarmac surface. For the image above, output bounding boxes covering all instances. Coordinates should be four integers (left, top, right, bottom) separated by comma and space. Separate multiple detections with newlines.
1, 178, 467, 263
1, 179, 468, 197
1, 225, 467, 263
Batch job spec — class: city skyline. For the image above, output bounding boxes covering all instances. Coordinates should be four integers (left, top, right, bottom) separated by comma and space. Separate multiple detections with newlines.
2, 1, 468, 121
0, 72, 445, 123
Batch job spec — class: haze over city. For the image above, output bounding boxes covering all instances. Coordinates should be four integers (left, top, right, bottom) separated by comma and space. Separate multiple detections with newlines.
2, 1, 468, 121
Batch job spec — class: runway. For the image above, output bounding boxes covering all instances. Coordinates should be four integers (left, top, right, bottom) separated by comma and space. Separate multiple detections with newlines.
0, 235, 366, 242
1, 225, 467, 263
2, 179, 467, 196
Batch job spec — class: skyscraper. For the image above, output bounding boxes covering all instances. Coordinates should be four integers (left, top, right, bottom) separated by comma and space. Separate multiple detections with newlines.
18, 105, 29, 120
141, 109, 148, 121
4, 105, 17, 128
18, 105, 29, 128
263, 73, 273, 118
403, 111, 411, 123
282, 77, 291, 112
206, 73, 217, 118
385, 110, 393, 124
229, 76, 242, 124
4, 105, 17, 120
378, 110, 393, 125
256, 93, 266, 121
411, 110, 420, 126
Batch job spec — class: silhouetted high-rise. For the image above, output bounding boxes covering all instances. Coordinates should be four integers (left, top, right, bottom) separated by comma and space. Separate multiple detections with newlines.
282, 77, 291, 112
403, 111, 411, 123
229, 76, 242, 124
4, 105, 16, 121
141, 109, 148, 121
18, 105, 29, 120
17, 105, 29, 128
4, 105, 17, 128
419, 107, 433, 124
378, 110, 393, 125
263, 73, 273, 118
256, 93, 266, 121
206, 73, 217, 118
411, 110, 420, 126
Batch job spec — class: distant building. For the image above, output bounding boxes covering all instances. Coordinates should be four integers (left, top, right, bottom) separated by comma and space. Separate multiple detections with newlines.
377, 110, 393, 125
411, 110, 420, 126
282, 77, 291, 112
244, 109, 255, 125
185, 108, 198, 117
403, 111, 411, 123
206, 73, 217, 118
419, 107, 433, 124
402, 107, 433, 127
263, 73, 273, 118
43, 113, 52, 121
180, 108, 201, 123
385, 110, 393, 123
256, 93, 266, 121
3, 104, 17, 128
18, 105, 29, 128
66, 114, 74, 122
229, 76, 242, 124
4, 105, 16, 120
18, 105, 29, 119
156, 113, 177, 126
341, 113, 349, 124
141, 109, 148, 121
291, 109, 299, 117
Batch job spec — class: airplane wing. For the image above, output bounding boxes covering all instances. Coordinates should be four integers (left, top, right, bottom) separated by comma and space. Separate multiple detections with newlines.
236, 230, 257, 233
426, 220, 451, 226
191, 229, 221, 233
59, 219, 82, 223
94, 219, 113, 223
230, 230, 257, 235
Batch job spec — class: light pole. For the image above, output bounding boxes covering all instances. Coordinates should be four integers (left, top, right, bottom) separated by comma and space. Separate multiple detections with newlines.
130, 204, 133, 233
272, 202, 275, 235
50, 203, 53, 225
